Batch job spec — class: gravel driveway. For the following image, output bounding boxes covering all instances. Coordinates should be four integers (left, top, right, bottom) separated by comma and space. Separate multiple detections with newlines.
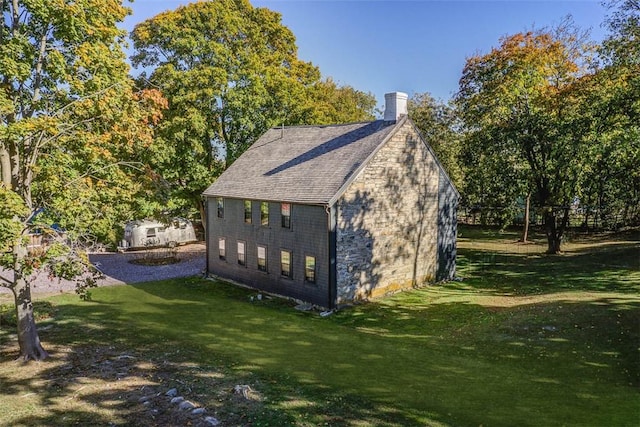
0, 243, 206, 296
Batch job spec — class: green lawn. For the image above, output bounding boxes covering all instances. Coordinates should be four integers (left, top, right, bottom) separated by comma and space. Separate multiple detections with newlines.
1, 226, 639, 426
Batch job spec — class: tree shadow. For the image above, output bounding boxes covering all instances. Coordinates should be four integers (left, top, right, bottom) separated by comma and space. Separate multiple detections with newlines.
335, 122, 454, 301
0, 284, 436, 426
3, 273, 638, 425
457, 241, 640, 295
264, 121, 389, 176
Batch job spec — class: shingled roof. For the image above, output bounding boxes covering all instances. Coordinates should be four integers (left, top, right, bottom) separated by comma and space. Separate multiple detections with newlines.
203, 118, 404, 205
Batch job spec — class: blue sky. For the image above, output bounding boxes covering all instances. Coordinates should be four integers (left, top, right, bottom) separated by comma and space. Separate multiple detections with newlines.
123, 0, 608, 107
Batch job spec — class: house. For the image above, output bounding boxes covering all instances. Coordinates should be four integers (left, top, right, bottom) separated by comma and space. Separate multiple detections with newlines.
203, 92, 458, 308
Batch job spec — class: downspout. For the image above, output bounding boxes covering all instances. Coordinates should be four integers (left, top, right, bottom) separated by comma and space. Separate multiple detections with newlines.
204, 197, 210, 276
326, 203, 337, 309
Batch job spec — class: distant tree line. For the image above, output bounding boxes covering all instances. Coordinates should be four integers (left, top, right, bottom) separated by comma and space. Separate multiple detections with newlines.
410, 0, 639, 253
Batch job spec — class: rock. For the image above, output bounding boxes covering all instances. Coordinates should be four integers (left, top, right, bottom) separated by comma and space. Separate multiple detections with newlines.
178, 400, 196, 411
115, 354, 135, 360
191, 407, 206, 415
204, 416, 220, 426
138, 394, 155, 403
294, 303, 314, 311
234, 384, 255, 399
319, 310, 333, 317
165, 388, 178, 397
170, 396, 185, 404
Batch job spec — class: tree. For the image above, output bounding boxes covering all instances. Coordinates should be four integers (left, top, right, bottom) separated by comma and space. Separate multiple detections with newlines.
130, 0, 376, 224
456, 21, 595, 253
130, 0, 316, 224
0, 0, 164, 361
407, 92, 463, 191
302, 78, 376, 125
577, 0, 640, 229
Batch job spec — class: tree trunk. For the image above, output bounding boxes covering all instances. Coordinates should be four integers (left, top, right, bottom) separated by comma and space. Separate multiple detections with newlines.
544, 208, 560, 254
196, 197, 206, 237
12, 243, 48, 361
543, 207, 569, 254
521, 192, 531, 243
0, 143, 11, 186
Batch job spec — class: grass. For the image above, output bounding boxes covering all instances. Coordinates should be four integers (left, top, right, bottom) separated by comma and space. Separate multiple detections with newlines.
1, 225, 638, 426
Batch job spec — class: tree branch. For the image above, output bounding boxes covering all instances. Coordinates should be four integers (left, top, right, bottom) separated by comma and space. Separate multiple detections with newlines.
27, 24, 51, 116
63, 161, 145, 188
0, 272, 14, 287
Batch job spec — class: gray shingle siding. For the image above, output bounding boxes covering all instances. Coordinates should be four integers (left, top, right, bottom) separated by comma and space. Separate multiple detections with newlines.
437, 169, 458, 280
207, 198, 330, 306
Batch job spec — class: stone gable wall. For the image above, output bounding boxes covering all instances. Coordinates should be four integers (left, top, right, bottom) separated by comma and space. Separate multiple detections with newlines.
336, 120, 441, 303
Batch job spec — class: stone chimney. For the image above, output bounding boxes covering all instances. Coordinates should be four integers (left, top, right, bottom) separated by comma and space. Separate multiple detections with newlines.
383, 91, 408, 122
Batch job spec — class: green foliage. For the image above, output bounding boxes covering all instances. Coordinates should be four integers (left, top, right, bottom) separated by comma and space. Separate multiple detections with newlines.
131, 0, 313, 219
0, 185, 28, 254
455, 20, 599, 251
456, 9, 639, 235
301, 78, 377, 125
579, 0, 640, 228
1, 0, 166, 358
131, 1, 376, 221
408, 92, 463, 190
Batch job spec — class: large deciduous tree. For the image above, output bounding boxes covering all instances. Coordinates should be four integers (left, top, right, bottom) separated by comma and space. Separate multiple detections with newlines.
130, 0, 316, 223
130, 0, 376, 223
1, 0, 164, 361
302, 78, 376, 125
407, 92, 463, 190
456, 21, 595, 253
578, 0, 640, 229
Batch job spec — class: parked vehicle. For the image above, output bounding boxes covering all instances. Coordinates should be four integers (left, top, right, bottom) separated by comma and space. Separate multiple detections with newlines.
120, 218, 197, 250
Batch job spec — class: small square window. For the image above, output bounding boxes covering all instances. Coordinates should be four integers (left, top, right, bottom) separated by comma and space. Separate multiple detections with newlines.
218, 237, 226, 260
257, 245, 267, 272
305, 255, 316, 283
244, 200, 252, 224
280, 250, 291, 277
260, 202, 269, 226
237, 241, 246, 266
281, 203, 291, 228
217, 197, 224, 218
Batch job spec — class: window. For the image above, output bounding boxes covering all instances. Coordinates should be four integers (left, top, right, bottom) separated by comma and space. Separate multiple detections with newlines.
280, 250, 291, 277
244, 200, 252, 224
281, 203, 291, 228
217, 197, 224, 218
260, 202, 269, 226
305, 255, 316, 283
146, 228, 156, 238
218, 237, 226, 260
237, 241, 246, 266
257, 245, 267, 272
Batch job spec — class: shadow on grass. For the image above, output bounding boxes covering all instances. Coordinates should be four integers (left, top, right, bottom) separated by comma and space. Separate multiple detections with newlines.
0, 283, 432, 427
1, 274, 637, 426
1, 226, 639, 427
457, 240, 640, 295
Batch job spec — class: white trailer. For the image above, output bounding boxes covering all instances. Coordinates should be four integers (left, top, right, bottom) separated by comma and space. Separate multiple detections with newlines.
120, 218, 197, 250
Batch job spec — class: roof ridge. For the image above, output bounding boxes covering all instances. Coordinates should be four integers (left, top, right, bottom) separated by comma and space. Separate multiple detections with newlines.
269, 120, 382, 130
